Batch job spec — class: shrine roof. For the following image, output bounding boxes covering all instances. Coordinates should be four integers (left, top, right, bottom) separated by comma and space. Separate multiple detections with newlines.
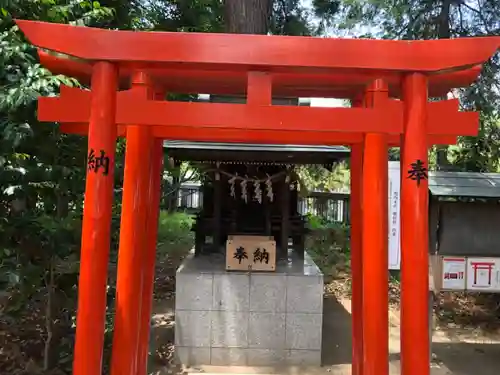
164, 141, 349, 165
16, 20, 500, 99
163, 140, 348, 153
429, 171, 500, 198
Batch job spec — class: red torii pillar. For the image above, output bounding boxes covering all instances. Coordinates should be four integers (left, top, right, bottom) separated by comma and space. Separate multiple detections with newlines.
350, 152, 363, 375
73, 62, 118, 375
73, 67, 164, 375
350, 97, 363, 375
111, 72, 154, 375
362, 80, 389, 375
136, 98, 165, 375
401, 73, 430, 375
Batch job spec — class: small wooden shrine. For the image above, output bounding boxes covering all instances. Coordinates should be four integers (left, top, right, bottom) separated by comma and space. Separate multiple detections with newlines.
166, 140, 349, 263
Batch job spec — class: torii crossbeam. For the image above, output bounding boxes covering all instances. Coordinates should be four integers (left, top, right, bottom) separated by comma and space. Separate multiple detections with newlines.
16, 19, 500, 375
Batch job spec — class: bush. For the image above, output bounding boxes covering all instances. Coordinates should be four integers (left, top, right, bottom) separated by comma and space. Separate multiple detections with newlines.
305, 215, 351, 277
157, 211, 194, 248
306, 214, 325, 230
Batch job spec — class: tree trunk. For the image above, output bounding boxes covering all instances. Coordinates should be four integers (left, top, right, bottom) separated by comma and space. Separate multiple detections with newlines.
224, 0, 272, 34
437, 0, 451, 39
435, 0, 452, 169
168, 175, 180, 213
43, 259, 55, 370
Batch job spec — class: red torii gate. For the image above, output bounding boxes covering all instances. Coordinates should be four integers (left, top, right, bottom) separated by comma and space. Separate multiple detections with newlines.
16, 19, 499, 375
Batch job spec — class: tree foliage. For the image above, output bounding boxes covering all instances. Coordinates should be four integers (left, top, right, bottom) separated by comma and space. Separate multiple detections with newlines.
0, 2, 125, 372
313, 0, 500, 172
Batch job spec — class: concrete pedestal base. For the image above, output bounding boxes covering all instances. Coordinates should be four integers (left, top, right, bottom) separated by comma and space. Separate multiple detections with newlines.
175, 250, 324, 367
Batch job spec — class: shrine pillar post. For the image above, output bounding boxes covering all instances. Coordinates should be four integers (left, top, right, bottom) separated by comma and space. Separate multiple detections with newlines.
213, 164, 222, 251
350, 97, 364, 375
73, 61, 118, 375
281, 171, 290, 258
361, 80, 389, 375
136, 89, 165, 375
111, 72, 154, 375
400, 73, 430, 375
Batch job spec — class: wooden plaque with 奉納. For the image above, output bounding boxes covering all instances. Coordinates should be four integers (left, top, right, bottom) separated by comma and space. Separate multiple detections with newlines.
226, 235, 276, 271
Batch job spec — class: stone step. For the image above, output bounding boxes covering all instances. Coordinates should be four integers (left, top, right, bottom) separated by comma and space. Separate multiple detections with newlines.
186, 364, 351, 375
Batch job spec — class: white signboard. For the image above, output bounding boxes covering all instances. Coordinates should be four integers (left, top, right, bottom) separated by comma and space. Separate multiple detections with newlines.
388, 161, 401, 270
466, 257, 500, 292
441, 257, 466, 290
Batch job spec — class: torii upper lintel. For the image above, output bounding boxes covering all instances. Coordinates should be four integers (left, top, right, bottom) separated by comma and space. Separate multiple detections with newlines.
16, 19, 500, 75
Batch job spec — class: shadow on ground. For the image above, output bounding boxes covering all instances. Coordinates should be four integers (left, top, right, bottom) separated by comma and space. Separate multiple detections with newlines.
321, 295, 352, 366
148, 298, 178, 373
432, 342, 500, 375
